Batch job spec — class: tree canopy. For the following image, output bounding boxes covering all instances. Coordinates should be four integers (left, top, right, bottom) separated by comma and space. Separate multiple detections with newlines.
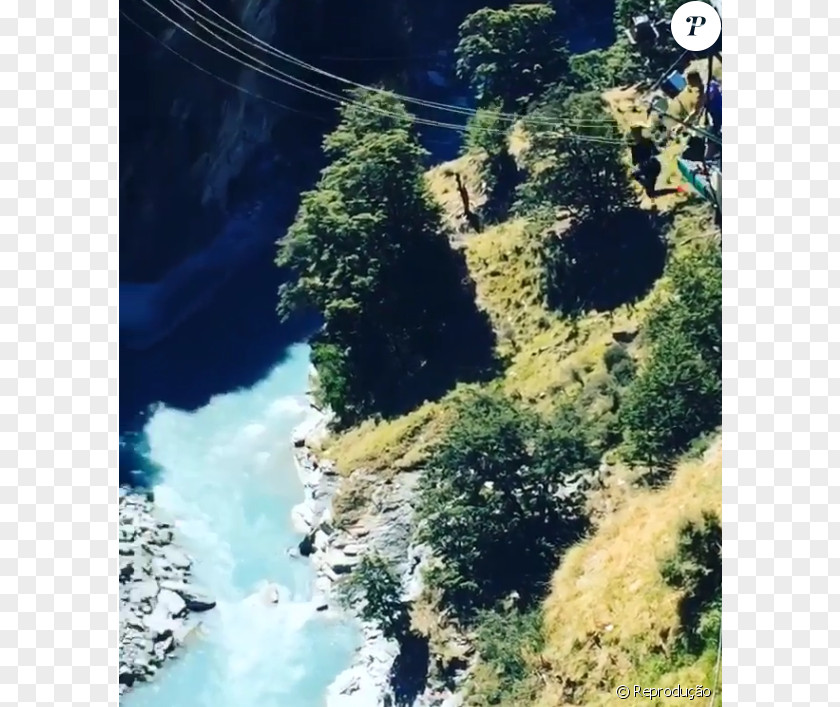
621, 240, 722, 462
463, 104, 519, 221
518, 91, 632, 222
277, 90, 496, 424
417, 390, 595, 618
455, 4, 570, 111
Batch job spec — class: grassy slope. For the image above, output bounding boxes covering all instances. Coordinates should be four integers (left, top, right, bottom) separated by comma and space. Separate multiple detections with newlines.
534, 441, 722, 707
321, 81, 721, 703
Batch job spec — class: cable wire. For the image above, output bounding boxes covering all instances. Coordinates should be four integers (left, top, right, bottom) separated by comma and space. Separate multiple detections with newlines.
121, 10, 331, 123
133, 0, 628, 145
169, 0, 621, 131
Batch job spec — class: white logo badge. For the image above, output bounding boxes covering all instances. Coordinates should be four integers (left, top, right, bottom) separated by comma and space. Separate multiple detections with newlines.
670, 1, 722, 52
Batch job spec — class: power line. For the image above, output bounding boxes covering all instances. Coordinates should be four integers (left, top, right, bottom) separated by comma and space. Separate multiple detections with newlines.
121, 10, 331, 124
168, 0, 621, 132
132, 0, 627, 145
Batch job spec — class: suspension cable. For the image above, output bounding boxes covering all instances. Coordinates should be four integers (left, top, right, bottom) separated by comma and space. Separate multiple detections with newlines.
134, 0, 628, 145
169, 0, 621, 131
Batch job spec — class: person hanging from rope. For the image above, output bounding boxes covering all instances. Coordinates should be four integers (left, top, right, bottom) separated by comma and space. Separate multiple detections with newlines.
629, 124, 662, 199
454, 172, 481, 232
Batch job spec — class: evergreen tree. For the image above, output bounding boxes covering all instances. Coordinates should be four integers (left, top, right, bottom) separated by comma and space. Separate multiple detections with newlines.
277, 90, 495, 424
455, 4, 570, 111
621, 241, 722, 462
417, 391, 593, 618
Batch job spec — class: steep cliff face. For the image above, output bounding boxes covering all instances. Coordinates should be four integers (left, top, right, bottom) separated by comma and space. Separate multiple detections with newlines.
120, 0, 503, 284
121, 0, 299, 282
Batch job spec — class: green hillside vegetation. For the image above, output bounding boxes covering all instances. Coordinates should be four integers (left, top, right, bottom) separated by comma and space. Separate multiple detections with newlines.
278, 2, 722, 703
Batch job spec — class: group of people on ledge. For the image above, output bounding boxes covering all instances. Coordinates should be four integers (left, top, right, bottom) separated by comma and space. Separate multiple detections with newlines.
630, 69, 723, 200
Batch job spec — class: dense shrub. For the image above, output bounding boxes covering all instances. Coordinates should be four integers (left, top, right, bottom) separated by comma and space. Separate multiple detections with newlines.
417, 390, 595, 619
621, 241, 722, 462
661, 512, 722, 652
338, 553, 409, 640
466, 607, 544, 705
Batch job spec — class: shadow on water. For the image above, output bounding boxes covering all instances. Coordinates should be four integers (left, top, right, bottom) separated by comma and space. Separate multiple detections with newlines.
119, 242, 319, 487
118, 113, 465, 489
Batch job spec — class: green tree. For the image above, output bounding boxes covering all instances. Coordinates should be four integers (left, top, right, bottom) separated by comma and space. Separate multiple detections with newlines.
661, 512, 722, 652
338, 553, 409, 640
621, 241, 722, 462
518, 91, 632, 222
647, 241, 722, 377
277, 90, 496, 423
463, 104, 519, 220
417, 390, 594, 618
468, 606, 544, 705
455, 4, 570, 111
620, 331, 721, 463
569, 39, 645, 92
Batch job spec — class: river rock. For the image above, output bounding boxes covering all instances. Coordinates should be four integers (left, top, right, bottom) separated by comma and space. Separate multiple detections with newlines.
314, 529, 330, 552
157, 588, 187, 618
143, 604, 176, 640
119, 491, 214, 696
119, 664, 136, 687
162, 546, 192, 570
154, 635, 175, 661
160, 580, 217, 612
298, 531, 316, 557
120, 558, 135, 583
151, 556, 178, 579
129, 580, 159, 605
292, 502, 316, 533
324, 549, 359, 575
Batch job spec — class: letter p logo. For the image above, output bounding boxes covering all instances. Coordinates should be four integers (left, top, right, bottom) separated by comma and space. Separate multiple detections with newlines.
686, 15, 706, 36
671, 2, 721, 52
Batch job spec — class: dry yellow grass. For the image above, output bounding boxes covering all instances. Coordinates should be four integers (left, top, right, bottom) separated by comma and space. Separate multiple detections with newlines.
321, 400, 451, 476
534, 439, 722, 707
425, 155, 485, 238
462, 216, 664, 410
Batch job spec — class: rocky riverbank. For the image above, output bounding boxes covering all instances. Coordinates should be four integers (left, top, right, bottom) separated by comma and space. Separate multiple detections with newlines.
119, 492, 217, 695
289, 402, 463, 707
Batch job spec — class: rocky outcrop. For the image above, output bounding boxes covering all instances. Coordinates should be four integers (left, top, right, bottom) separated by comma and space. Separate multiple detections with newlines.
119, 492, 216, 695
290, 395, 462, 707
289, 375, 604, 707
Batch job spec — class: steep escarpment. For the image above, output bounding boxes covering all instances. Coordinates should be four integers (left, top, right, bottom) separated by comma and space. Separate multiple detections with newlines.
278, 4, 722, 705
121, 0, 295, 283
120, 0, 505, 284
121, 2, 722, 705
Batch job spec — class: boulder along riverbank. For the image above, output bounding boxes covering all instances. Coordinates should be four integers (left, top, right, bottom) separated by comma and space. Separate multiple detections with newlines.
289, 374, 464, 707
118, 492, 216, 695
118, 364, 461, 706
